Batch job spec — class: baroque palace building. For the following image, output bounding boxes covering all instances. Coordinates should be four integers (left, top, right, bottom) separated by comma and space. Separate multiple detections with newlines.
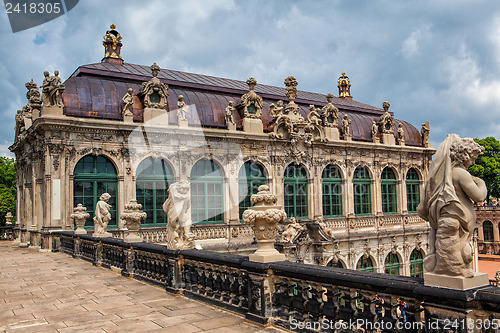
10, 25, 435, 277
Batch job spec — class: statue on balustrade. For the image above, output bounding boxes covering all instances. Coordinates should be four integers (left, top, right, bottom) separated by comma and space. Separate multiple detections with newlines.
42, 70, 65, 107
163, 181, 195, 249
281, 217, 303, 243
418, 134, 486, 277
93, 193, 112, 236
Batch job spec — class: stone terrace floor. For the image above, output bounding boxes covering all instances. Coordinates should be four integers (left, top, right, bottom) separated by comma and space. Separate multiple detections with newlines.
0, 242, 286, 333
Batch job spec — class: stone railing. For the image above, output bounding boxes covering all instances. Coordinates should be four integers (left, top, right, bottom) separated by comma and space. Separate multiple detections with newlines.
53, 231, 500, 332
0, 225, 14, 240
475, 205, 500, 211
478, 241, 500, 255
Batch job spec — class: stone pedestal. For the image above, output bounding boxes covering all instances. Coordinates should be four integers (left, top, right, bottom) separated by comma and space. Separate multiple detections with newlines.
122, 199, 147, 243
424, 272, 489, 290
372, 138, 380, 144
123, 113, 133, 123
382, 133, 396, 145
324, 127, 339, 141
93, 231, 112, 238
71, 204, 89, 235
178, 119, 189, 127
344, 134, 352, 142
399, 139, 405, 146
42, 106, 64, 117
32, 109, 40, 120
143, 107, 166, 123
243, 118, 263, 134
227, 122, 236, 131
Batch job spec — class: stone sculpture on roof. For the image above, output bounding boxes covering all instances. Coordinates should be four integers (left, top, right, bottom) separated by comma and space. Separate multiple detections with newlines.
140, 63, 169, 110
41, 71, 65, 108
15, 80, 42, 138
379, 101, 395, 134
421, 122, 431, 148
371, 120, 379, 143
268, 100, 284, 118
341, 115, 352, 140
321, 93, 339, 127
397, 123, 405, 146
122, 88, 134, 117
225, 101, 236, 131
240, 77, 264, 133
177, 95, 189, 122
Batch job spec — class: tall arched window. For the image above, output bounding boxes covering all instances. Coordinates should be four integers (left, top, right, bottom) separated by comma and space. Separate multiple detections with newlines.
238, 161, 267, 220
410, 249, 424, 278
483, 221, 494, 242
284, 164, 308, 219
327, 260, 345, 268
406, 168, 421, 213
136, 157, 174, 226
384, 253, 400, 275
381, 167, 397, 214
356, 256, 374, 272
73, 155, 118, 228
322, 165, 343, 217
190, 159, 224, 224
353, 166, 371, 216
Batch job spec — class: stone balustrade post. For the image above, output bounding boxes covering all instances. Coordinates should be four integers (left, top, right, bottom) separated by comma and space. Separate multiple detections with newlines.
71, 204, 89, 235
122, 246, 135, 277
95, 241, 103, 266
74, 236, 81, 258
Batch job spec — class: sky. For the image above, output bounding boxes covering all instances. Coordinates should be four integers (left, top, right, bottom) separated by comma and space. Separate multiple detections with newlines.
1, 0, 500, 157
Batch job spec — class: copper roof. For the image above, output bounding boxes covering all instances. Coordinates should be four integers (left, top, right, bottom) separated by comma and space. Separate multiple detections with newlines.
62, 62, 422, 146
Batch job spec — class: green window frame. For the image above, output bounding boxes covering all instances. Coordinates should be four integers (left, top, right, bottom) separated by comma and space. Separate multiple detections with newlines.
381, 167, 397, 214
384, 252, 400, 275
190, 159, 224, 224
284, 164, 308, 219
322, 165, 343, 217
406, 168, 421, 213
353, 166, 371, 216
136, 157, 174, 226
327, 260, 345, 268
356, 256, 374, 272
73, 155, 118, 228
483, 221, 494, 242
410, 249, 424, 278
238, 161, 267, 220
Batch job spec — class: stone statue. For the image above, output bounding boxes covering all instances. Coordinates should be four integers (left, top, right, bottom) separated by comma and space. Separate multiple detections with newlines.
371, 120, 379, 142
225, 101, 236, 125
121, 88, 134, 116
41, 71, 65, 107
93, 193, 112, 236
421, 122, 430, 147
417, 134, 487, 278
378, 101, 395, 134
341, 115, 351, 138
241, 77, 264, 119
269, 100, 284, 118
140, 63, 169, 110
321, 93, 339, 127
397, 123, 405, 144
307, 105, 322, 126
163, 181, 195, 249
177, 95, 188, 121
281, 217, 303, 243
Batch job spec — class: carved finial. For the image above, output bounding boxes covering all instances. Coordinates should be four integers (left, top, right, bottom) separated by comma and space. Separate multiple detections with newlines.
150, 63, 160, 77
246, 77, 257, 90
284, 76, 298, 103
241, 78, 263, 120
102, 24, 123, 64
326, 93, 334, 103
337, 72, 352, 100
383, 101, 390, 112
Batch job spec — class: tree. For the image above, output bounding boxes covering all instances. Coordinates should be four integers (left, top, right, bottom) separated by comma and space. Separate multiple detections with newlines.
468, 137, 500, 203
0, 157, 16, 225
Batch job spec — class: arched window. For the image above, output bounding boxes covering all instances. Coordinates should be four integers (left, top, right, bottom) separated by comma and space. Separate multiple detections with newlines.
190, 159, 224, 224
406, 168, 421, 213
327, 260, 345, 268
483, 221, 494, 242
381, 167, 397, 214
356, 256, 374, 272
322, 165, 343, 217
353, 166, 371, 216
384, 253, 400, 275
238, 161, 267, 220
410, 249, 424, 278
73, 155, 118, 228
284, 164, 308, 219
136, 157, 174, 226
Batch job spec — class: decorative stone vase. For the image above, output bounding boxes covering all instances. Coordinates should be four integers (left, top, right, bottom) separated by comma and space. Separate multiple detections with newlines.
71, 204, 89, 235
5, 212, 13, 225
122, 199, 147, 243
242, 185, 287, 263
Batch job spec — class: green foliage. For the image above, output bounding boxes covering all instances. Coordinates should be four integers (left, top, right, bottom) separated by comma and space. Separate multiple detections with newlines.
468, 137, 500, 202
0, 157, 16, 226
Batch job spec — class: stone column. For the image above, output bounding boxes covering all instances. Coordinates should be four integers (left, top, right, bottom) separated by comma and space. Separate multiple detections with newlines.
477, 222, 484, 242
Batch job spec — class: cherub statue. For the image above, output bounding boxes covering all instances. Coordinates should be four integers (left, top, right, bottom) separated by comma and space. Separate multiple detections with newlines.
397, 123, 405, 144
418, 135, 486, 277
281, 217, 303, 243
341, 115, 352, 137
269, 100, 284, 118
177, 95, 188, 121
307, 105, 322, 126
122, 88, 134, 116
421, 122, 430, 146
163, 181, 195, 249
371, 120, 379, 142
93, 193, 112, 235
225, 101, 236, 125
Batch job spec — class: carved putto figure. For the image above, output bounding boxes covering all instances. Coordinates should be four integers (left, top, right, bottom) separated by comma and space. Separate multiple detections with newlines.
268, 100, 284, 118
281, 217, 303, 243
418, 135, 486, 277
177, 95, 188, 121
371, 120, 379, 142
121, 88, 134, 116
241, 77, 264, 119
321, 93, 339, 127
341, 115, 352, 137
397, 123, 405, 144
378, 101, 395, 134
93, 193, 112, 235
41, 70, 65, 107
421, 122, 430, 146
225, 101, 236, 125
163, 181, 195, 249
307, 105, 322, 126
139, 63, 169, 110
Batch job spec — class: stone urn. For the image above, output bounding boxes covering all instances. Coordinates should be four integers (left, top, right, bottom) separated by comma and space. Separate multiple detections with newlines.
71, 204, 89, 235
5, 212, 13, 225
122, 199, 147, 243
242, 185, 287, 262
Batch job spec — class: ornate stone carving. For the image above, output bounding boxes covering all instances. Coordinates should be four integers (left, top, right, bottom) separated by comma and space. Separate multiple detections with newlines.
121, 88, 134, 117
268, 100, 284, 118
5, 212, 13, 225
139, 63, 169, 109
418, 135, 488, 285
397, 123, 405, 146
93, 193, 112, 237
177, 95, 188, 121
280, 217, 303, 243
225, 101, 236, 127
421, 121, 431, 148
241, 77, 263, 119
41, 71, 65, 107
71, 204, 89, 235
371, 120, 379, 143
283, 76, 303, 122
163, 181, 195, 249
378, 101, 395, 134
307, 105, 322, 126
102, 24, 123, 62
341, 115, 352, 139
122, 199, 147, 242
322, 93, 339, 127
243, 185, 287, 262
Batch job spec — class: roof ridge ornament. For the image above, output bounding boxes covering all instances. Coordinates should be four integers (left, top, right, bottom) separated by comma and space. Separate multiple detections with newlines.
102, 24, 124, 64
337, 72, 352, 100
139, 63, 169, 112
